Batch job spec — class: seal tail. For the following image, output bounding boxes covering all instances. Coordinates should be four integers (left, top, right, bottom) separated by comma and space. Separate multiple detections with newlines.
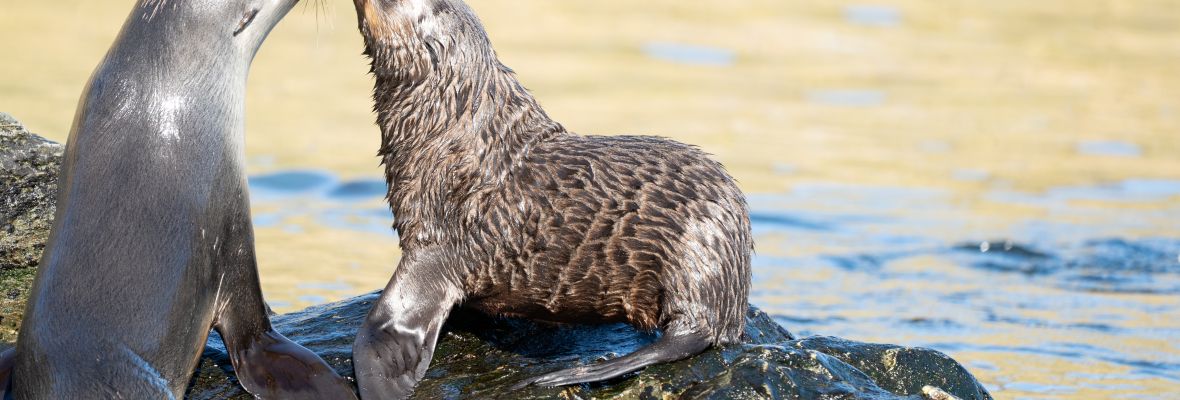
511, 330, 711, 389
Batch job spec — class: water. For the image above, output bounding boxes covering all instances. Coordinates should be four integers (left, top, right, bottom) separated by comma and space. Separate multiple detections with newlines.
1076, 140, 1143, 157
642, 42, 735, 67
806, 89, 888, 107
746, 182, 1180, 397
5, 1, 1180, 398
989, 179, 1180, 207
250, 170, 1180, 397
953, 168, 991, 182
249, 170, 334, 194
844, 5, 903, 27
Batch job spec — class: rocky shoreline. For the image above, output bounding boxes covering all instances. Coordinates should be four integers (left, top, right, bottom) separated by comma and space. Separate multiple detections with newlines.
0, 112, 60, 344
0, 113, 991, 399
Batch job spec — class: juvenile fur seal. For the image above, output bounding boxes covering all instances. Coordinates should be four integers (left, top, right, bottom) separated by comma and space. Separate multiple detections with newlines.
350, 0, 753, 397
0, 1, 356, 398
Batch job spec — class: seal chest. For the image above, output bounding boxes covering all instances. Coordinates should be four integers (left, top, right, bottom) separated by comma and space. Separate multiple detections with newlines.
350, 1, 752, 398
3, 1, 357, 399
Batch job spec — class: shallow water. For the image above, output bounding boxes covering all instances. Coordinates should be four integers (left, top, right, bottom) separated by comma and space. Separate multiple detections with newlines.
844, 5, 903, 27
246, 169, 1180, 397
3, 1, 1180, 398
642, 42, 736, 67
746, 183, 1180, 398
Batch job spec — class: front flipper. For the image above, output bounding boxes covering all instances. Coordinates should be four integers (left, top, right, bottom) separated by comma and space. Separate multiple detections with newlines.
353, 248, 463, 400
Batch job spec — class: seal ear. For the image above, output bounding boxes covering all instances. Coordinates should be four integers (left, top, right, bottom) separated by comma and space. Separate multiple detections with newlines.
233, 8, 260, 36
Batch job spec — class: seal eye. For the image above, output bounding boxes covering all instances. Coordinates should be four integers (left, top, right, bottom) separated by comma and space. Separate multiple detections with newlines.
233, 9, 259, 36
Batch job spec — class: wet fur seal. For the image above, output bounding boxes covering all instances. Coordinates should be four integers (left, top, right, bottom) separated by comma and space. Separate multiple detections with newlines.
350, 0, 753, 397
0, 1, 356, 398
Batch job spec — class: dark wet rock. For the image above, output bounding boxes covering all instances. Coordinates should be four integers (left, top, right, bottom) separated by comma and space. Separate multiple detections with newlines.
189, 293, 991, 399
0, 113, 62, 344
0, 113, 60, 270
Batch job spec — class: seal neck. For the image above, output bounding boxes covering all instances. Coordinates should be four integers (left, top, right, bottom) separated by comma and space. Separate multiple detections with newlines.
368, 49, 567, 247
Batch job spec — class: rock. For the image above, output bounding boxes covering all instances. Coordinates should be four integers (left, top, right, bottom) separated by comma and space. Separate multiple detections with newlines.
188, 293, 991, 399
0, 113, 991, 399
0, 112, 62, 344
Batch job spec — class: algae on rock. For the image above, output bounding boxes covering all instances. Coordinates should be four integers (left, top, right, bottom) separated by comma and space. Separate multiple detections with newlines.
0, 112, 61, 345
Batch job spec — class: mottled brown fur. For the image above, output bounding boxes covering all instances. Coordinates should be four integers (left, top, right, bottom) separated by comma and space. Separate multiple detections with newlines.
351, 0, 753, 395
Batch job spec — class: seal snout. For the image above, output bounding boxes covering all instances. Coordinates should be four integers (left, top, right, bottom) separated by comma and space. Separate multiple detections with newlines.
353, 0, 406, 44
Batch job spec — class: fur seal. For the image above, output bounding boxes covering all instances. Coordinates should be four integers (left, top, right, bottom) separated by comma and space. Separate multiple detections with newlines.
0, 1, 357, 399
349, 0, 753, 397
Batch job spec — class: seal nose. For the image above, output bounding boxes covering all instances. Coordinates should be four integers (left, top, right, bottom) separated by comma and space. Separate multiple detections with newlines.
354, 0, 406, 39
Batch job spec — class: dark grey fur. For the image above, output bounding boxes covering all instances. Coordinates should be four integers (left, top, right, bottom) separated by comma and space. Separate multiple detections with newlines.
349, 0, 752, 398
0, 1, 356, 399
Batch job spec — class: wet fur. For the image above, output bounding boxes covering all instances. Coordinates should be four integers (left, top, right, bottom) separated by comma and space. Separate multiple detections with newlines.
1, 1, 355, 399
351, 0, 752, 397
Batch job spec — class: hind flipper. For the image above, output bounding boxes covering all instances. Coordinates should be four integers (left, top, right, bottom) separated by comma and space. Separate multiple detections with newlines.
213, 284, 356, 400
513, 329, 710, 389
0, 347, 14, 399
214, 326, 358, 400
212, 224, 356, 399
353, 248, 463, 400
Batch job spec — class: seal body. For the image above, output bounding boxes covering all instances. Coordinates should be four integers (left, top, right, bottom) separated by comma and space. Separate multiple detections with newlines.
1, 1, 356, 399
349, 0, 752, 398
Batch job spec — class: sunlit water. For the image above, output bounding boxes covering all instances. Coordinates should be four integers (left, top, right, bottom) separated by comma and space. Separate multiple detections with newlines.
3, 1, 1180, 398
249, 169, 1180, 398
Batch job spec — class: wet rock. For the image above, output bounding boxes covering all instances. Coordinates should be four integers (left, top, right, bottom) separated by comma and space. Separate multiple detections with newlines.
188, 293, 991, 399
0, 113, 61, 344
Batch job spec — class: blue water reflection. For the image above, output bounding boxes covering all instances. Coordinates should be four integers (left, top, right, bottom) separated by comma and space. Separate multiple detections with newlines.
845, 5, 902, 27
250, 170, 333, 194
250, 170, 394, 236
643, 42, 735, 66
1076, 140, 1142, 157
